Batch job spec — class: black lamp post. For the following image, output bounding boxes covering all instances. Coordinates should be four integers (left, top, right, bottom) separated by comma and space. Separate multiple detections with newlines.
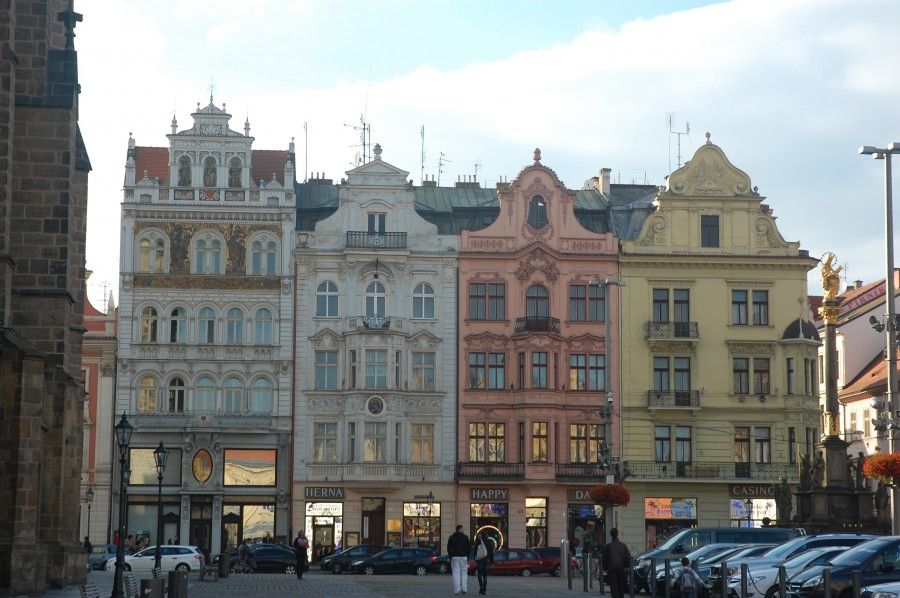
426, 491, 435, 551
153, 441, 169, 570
745, 498, 753, 528
111, 413, 133, 598
85, 486, 94, 544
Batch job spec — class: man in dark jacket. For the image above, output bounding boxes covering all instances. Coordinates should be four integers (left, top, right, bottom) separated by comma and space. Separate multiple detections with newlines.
447, 525, 471, 594
601, 528, 632, 598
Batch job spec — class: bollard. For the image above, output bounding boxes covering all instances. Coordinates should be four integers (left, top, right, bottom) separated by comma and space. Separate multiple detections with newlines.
630, 565, 636, 598
650, 558, 658, 598
721, 561, 729, 598
140, 578, 164, 598
664, 559, 671, 598
824, 568, 832, 598
583, 554, 589, 593
167, 570, 188, 598
589, 553, 594, 590
741, 563, 749, 598
218, 554, 229, 579
568, 553, 573, 591
852, 570, 861, 598
778, 565, 787, 598
561, 540, 570, 583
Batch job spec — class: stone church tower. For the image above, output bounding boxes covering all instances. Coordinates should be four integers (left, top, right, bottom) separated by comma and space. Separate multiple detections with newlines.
0, 0, 92, 593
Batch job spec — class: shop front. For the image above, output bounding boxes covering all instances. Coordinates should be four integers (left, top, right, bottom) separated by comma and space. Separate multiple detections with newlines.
304, 486, 345, 562
403, 501, 441, 552
565, 488, 604, 554
728, 483, 776, 527
469, 487, 509, 550
643, 497, 697, 550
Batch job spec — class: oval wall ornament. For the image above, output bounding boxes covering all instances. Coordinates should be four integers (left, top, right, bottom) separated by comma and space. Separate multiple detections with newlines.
192, 449, 213, 483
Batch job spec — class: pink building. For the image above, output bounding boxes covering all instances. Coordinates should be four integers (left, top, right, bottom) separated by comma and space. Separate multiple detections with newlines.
457, 152, 621, 551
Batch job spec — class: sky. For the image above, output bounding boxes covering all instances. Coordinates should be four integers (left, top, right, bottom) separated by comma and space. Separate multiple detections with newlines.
77, 0, 900, 309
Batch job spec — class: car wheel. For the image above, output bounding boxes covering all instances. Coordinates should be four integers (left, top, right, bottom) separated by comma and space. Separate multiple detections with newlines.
364, 565, 376, 575
284, 564, 296, 575
521, 568, 532, 577
175, 563, 190, 572
332, 562, 343, 574
765, 586, 778, 598
415, 565, 427, 576
123, 564, 132, 572
438, 562, 449, 574
551, 564, 561, 577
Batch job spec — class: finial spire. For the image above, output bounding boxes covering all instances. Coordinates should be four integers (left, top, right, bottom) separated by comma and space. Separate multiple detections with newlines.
705, 131, 712, 144
373, 143, 382, 160
533, 147, 542, 164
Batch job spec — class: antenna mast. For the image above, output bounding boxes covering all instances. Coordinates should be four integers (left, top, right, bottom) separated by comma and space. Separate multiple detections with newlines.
343, 115, 371, 166
473, 160, 482, 181
303, 121, 308, 182
438, 152, 450, 186
420, 125, 426, 185
667, 113, 690, 172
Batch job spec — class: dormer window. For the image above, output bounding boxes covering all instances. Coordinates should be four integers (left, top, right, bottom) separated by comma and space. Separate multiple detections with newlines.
203, 156, 217, 188
177, 156, 192, 187
367, 213, 386, 234
527, 195, 548, 229
228, 157, 241, 188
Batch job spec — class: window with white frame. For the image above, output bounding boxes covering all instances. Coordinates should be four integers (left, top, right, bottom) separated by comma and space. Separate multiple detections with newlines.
195, 377, 215, 412
410, 423, 434, 464
254, 308, 273, 344
365, 282, 386, 317
365, 350, 387, 389
412, 352, 435, 391
223, 377, 242, 413
226, 308, 243, 344
168, 377, 185, 412
413, 283, 435, 319
198, 307, 215, 344
251, 239, 277, 275
138, 376, 157, 413
250, 378, 273, 413
140, 307, 158, 343
313, 422, 338, 463
194, 236, 223, 274
314, 351, 338, 390
316, 281, 338, 317
364, 422, 387, 462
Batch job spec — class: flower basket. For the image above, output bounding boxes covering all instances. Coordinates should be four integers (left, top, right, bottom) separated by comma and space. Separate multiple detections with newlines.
587, 483, 631, 507
862, 453, 900, 487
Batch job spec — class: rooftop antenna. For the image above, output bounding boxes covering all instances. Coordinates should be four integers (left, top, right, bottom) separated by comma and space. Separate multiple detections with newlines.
344, 115, 370, 166
438, 152, 451, 186
667, 113, 690, 172
420, 125, 426, 185
473, 160, 482, 181
304, 121, 309, 182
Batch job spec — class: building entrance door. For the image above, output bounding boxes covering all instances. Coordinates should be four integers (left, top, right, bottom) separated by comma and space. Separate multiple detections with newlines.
312, 519, 335, 562
190, 498, 212, 556
361, 497, 385, 545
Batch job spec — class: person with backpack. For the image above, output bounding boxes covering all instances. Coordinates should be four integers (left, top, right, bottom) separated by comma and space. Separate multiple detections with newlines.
473, 530, 494, 595
292, 531, 309, 579
671, 556, 703, 598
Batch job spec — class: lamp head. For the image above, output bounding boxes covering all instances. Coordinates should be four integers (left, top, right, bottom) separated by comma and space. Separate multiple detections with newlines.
153, 441, 169, 472
859, 145, 880, 155
86, 486, 94, 502
870, 315, 886, 333
114, 412, 133, 450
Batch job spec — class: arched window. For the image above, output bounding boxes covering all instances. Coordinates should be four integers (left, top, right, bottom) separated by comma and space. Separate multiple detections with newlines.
527, 195, 548, 229
140, 307, 158, 343
210, 240, 222, 273
413, 283, 435, 319
199, 307, 215, 343
526, 285, 550, 319
224, 377, 243, 413
250, 378, 273, 413
169, 307, 186, 343
254, 308, 273, 344
139, 239, 150, 272
203, 156, 217, 187
168, 377, 185, 412
153, 239, 165, 272
195, 239, 208, 274
195, 377, 215, 412
266, 241, 277, 274
138, 376, 157, 413
226, 308, 243, 344
251, 239, 278, 275
365, 281, 386, 318
316, 281, 338, 317
228, 157, 241, 188
177, 156, 192, 187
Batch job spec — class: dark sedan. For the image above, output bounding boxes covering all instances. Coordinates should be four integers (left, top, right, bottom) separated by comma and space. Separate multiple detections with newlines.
320, 544, 389, 574
349, 547, 437, 575
224, 542, 300, 574
787, 537, 900, 598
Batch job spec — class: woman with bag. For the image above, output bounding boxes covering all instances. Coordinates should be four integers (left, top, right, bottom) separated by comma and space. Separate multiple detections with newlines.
292, 531, 309, 579
474, 530, 494, 595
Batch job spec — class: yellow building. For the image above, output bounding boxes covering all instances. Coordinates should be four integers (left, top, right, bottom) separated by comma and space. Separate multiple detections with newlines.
616, 138, 820, 552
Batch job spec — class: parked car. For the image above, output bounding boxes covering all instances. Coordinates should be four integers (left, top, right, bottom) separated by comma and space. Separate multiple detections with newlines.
320, 544, 389, 574
726, 546, 848, 598
861, 580, 900, 598
223, 542, 299, 574
349, 547, 437, 575
530, 546, 578, 577
105, 545, 204, 572
435, 548, 476, 574
787, 537, 900, 598
708, 533, 878, 594
654, 545, 768, 597
88, 544, 118, 571
467, 548, 555, 577
634, 527, 802, 593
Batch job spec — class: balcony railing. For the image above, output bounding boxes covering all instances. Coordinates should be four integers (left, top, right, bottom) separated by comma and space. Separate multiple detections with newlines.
346, 231, 408, 249
647, 390, 701, 408
128, 411, 277, 430
646, 321, 700, 340
457, 461, 525, 480
555, 462, 608, 481
624, 460, 799, 482
362, 315, 391, 330
514, 316, 560, 334
306, 463, 441, 482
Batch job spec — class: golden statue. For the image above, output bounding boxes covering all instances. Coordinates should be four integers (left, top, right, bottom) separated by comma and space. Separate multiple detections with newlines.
820, 252, 842, 302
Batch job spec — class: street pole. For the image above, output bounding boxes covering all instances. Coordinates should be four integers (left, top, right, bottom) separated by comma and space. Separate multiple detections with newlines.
153, 441, 169, 571
111, 414, 133, 598
86, 487, 94, 543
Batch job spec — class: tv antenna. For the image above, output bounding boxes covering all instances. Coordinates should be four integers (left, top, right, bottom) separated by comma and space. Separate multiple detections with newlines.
344, 114, 371, 166
473, 160, 482, 181
437, 152, 451, 186
667, 113, 690, 173
420, 125, 426, 185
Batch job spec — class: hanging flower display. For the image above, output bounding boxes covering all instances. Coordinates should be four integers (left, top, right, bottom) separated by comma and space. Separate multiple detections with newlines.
862, 453, 900, 487
588, 483, 631, 507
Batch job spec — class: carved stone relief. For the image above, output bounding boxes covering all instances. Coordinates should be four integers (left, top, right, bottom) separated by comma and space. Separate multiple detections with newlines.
637, 216, 667, 247
514, 248, 560, 282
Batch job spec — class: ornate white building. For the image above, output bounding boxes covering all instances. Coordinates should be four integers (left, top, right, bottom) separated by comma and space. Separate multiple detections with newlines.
293, 145, 458, 560
115, 99, 295, 555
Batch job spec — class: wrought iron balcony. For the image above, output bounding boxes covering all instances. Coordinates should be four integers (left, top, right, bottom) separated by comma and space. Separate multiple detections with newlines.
647, 390, 701, 408
362, 315, 391, 330
346, 231, 407, 249
555, 462, 608, 481
457, 461, 525, 480
306, 463, 441, 482
646, 321, 700, 340
624, 460, 799, 482
514, 316, 560, 334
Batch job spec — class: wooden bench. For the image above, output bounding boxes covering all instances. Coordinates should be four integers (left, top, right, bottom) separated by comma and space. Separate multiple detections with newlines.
79, 584, 101, 598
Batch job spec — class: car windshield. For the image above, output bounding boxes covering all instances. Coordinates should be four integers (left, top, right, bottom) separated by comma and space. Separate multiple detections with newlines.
782, 549, 827, 569
657, 530, 695, 551
763, 537, 815, 559
703, 546, 750, 564
829, 540, 895, 568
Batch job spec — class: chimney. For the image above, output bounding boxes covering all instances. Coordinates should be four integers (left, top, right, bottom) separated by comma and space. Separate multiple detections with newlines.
856, 280, 863, 289
599, 168, 611, 195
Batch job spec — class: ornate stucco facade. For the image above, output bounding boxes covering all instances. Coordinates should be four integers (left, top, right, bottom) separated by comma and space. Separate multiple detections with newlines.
115, 101, 295, 555
618, 138, 820, 551
292, 146, 458, 559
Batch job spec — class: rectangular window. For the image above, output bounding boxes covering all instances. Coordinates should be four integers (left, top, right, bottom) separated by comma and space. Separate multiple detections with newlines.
653, 356, 670, 391
654, 426, 671, 463
468, 283, 486, 320
365, 350, 387, 389
674, 357, 691, 394
349, 350, 357, 389
805, 358, 815, 394
734, 427, 750, 463
701, 214, 720, 247
569, 284, 587, 321
675, 426, 692, 463
570, 424, 587, 463
348, 422, 357, 462
532, 352, 548, 389
468, 353, 486, 389
487, 423, 505, 462
733, 357, 750, 394
313, 423, 338, 463
488, 284, 506, 320
588, 424, 604, 463
753, 358, 771, 394
569, 354, 587, 390
469, 283, 506, 320
588, 354, 606, 391
525, 497, 548, 549
788, 427, 797, 464
518, 421, 526, 463
818, 355, 824, 383
517, 352, 526, 390
488, 353, 505, 389
786, 358, 796, 395
469, 423, 486, 461
412, 352, 436, 391
410, 423, 434, 464
223, 449, 276, 486
367, 212, 386, 234
589, 284, 605, 322
532, 422, 548, 462
395, 422, 402, 464
569, 284, 604, 322
395, 350, 402, 389
129, 448, 183, 485
652, 289, 669, 323
752, 290, 770, 325
363, 421, 386, 462
314, 351, 338, 390
674, 289, 690, 323
755, 427, 772, 463
731, 290, 748, 325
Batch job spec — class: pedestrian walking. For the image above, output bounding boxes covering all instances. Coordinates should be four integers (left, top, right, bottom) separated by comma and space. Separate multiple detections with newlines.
124, 535, 134, 555
83, 536, 92, 554
292, 531, 309, 579
447, 524, 471, 595
672, 557, 702, 598
474, 530, 494, 595
601, 528, 632, 598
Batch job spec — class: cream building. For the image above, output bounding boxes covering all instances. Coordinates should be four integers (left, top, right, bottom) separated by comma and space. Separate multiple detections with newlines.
617, 138, 820, 552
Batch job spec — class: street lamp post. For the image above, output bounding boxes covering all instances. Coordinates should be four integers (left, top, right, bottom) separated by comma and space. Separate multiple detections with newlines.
153, 441, 169, 571
745, 499, 753, 528
111, 413, 133, 598
859, 142, 900, 535
85, 486, 94, 544
427, 491, 435, 552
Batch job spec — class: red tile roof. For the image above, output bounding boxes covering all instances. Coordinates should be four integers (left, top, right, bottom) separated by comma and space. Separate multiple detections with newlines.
840, 350, 890, 403
251, 149, 288, 186
133, 147, 289, 187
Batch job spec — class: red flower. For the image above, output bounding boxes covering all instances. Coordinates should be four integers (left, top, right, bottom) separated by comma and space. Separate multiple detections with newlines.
588, 483, 631, 507
863, 453, 900, 486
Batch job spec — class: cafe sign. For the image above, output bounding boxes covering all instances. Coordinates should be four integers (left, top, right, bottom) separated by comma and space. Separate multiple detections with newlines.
470, 487, 509, 501
305, 486, 345, 500
567, 489, 595, 504
728, 483, 774, 498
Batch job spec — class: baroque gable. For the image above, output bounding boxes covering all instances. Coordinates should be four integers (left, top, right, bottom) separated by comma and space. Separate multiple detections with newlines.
310, 328, 343, 349
408, 330, 441, 350
662, 137, 753, 198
